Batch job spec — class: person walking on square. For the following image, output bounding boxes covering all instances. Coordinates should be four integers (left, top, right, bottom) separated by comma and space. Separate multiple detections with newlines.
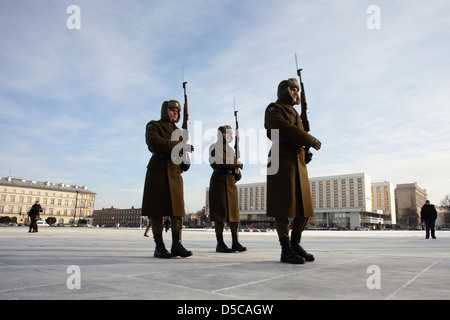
142, 100, 193, 258
264, 78, 322, 264
143, 221, 151, 237
164, 217, 170, 232
28, 200, 42, 233
420, 200, 438, 239
208, 125, 246, 253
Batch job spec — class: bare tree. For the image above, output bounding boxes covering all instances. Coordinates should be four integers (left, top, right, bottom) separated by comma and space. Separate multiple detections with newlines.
440, 194, 450, 211
439, 194, 450, 224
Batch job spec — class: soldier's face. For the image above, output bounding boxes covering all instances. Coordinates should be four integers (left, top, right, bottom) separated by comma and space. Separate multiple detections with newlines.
168, 108, 179, 122
225, 132, 233, 143
290, 87, 299, 103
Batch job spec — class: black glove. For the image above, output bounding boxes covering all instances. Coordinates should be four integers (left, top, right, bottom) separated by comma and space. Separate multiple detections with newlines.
305, 150, 313, 164
178, 144, 194, 157
311, 136, 321, 151
186, 144, 194, 152
234, 168, 242, 182
180, 162, 190, 172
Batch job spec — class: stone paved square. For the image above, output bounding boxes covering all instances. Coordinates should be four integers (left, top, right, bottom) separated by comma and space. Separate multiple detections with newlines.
1, 227, 449, 300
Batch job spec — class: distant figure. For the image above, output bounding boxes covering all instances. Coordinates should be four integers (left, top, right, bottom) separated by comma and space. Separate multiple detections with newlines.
164, 217, 170, 232
28, 200, 43, 233
144, 220, 151, 237
420, 200, 437, 239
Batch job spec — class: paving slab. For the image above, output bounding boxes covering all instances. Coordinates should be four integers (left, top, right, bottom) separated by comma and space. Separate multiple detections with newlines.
0, 227, 449, 300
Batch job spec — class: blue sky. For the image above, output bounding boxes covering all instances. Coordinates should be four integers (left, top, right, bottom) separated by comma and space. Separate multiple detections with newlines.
1, 0, 450, 211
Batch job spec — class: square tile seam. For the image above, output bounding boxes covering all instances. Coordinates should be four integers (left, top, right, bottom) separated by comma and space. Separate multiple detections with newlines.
384, 253, 450, 300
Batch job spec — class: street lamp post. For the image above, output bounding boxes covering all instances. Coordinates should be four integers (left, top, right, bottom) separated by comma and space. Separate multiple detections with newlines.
73, 191, 79, 226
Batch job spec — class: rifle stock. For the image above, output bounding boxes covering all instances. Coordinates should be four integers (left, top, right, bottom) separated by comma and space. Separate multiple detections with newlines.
299, 79, 310, 132
182, 81, 188, 130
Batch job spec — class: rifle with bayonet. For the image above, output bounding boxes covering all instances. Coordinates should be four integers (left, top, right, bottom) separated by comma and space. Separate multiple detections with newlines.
295, 54, 310, 133
180, 68, 192, 172
233, 99, 242, 182
295, 53, 313, 164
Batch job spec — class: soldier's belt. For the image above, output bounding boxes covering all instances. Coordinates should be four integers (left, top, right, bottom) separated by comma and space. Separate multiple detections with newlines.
278, 139, 303, 154
213, 168, 234, 174
152, 152, 171, 160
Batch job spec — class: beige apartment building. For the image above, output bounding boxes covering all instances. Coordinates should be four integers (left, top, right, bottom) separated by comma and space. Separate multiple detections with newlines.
395, 182, 427, 229
0, 176, 96, 225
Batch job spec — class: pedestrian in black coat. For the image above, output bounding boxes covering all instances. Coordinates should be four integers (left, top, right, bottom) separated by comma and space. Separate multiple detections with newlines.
28, 201, 43, 233
420, 200, 438, 239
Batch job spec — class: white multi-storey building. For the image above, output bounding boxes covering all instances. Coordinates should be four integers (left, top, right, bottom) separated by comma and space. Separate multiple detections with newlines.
205, 181, 270, 228
371, 181, 397, 226
309, 173, 373, 229
206, 172, 397, 229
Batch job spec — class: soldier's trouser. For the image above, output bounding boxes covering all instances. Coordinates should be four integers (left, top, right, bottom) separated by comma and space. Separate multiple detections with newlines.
215, 221, 239, 234
151, 217, 183, 236
275, 217, 308, 239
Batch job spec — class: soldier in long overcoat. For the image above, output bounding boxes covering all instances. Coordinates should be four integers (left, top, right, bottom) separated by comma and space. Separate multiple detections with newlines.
142, 100, 193, 258
264, 78, 322, 264
208, 125, 246, 253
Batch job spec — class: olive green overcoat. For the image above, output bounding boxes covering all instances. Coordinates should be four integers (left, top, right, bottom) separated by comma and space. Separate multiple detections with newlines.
264, 86, 316, 218
208, 141, 241, 223
142, 102, 186, 218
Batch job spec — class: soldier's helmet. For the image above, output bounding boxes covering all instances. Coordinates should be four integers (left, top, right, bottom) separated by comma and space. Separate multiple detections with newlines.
277, 78, 300, 106
217, 125, 232, 142
161, 100, 181, 123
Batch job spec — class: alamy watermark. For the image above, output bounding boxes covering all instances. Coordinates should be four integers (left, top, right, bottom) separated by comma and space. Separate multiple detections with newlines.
366, 265, 381, 290
66, 265, 81, 290
66, 5, 381, 31
367, 5, 381, 30
169, 122, 280, 175
66, 5, 81, 30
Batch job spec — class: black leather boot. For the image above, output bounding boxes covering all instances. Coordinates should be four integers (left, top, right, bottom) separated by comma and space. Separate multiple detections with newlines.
291, 232, 314, 262
153, 233, 171, 258
171, 232, 193, 257
280, 237, 304, 264
216, 233, 232, 253
231, 232, 247, 252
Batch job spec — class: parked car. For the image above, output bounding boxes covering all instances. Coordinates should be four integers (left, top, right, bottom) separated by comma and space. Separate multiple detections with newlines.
36, 220, 49, 227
